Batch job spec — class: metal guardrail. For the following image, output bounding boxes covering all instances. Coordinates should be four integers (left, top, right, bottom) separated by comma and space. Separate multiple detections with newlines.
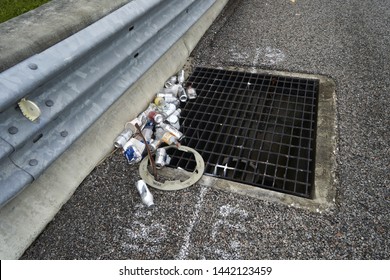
0, 0, 216, 208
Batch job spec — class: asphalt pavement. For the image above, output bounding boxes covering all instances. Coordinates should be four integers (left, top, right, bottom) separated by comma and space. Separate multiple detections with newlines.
22, 0, 389, 259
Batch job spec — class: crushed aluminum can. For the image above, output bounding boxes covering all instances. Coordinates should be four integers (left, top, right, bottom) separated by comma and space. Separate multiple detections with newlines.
114, 125, 135, 148
136, 180, 154, 207
154, 127, 165, 139
143, 103, 158, 116
164, 95, 180, 105
159, 122, 183, 140
147, 110, 159, 122
157, 92, 175, 99
160, 132, 179, 145
135, 103, 157, 127
170, 108, 181, 118
114, 103, 158, 148
169, 75, 178, 84
167, 99, 180, 107
153, 113, 165, 124
164, 76, 177, 88
124, 146, 142, 164
155, 148, 168, 169
116, 69, 191, 167
178, 70, 185, 85
154, 125, 179, 145
164, 81, 174, 88
178, 85, 188, 102
165, 154, 171, 165
166, 115, 180, 130
154, 103, 177, 124
163, 84, 180, 97
162, 103, 177, 115
155, 148, 171, 169
154, 97, 166, 107
187, 86, 197, 99
141, 124, 154, 142
149, 139, 161, 152
123, 138, 145, 164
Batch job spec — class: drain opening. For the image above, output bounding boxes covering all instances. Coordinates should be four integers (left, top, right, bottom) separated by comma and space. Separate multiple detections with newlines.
168, 67, 319, 198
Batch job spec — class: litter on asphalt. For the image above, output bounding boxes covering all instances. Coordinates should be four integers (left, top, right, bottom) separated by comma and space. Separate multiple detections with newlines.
113, 69, 204, 206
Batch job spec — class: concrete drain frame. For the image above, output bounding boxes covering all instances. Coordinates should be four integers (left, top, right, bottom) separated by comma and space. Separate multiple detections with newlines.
163, 66, 337, 212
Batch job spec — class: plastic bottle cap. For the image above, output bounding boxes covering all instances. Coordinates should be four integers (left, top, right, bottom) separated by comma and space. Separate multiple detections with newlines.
154, 97, 165, 107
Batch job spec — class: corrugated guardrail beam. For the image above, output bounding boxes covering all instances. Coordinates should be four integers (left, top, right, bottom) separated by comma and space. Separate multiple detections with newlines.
0, 0, 216, 208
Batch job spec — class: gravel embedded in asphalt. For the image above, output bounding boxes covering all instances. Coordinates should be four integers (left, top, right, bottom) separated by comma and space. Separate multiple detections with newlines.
22, 0, 389, 259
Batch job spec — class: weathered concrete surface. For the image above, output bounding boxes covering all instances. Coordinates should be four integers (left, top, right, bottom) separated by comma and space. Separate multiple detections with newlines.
0, 0, 132, 72
21, 0, 389, 260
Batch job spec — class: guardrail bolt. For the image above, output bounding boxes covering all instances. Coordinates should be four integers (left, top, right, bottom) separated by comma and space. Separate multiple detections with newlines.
8, 126, 18, 135
45, 100, 54, 107
29, 159, 38, 166
60, 131, 68, 137
28, 63, 38, 70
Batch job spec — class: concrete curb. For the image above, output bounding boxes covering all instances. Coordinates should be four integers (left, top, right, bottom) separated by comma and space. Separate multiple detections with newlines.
0, 0, 229, 260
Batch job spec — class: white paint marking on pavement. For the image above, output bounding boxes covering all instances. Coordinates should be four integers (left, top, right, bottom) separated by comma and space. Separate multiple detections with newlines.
120, 203, 167, 255
208, 204, 249, 259
264, 46, 285, 65
229, 47, 250, 63
177, 186, 208, 259
252, 47, 262, 72
211, 204, 248, 238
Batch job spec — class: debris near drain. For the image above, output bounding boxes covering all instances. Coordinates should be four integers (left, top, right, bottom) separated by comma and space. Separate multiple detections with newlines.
139, 145, 205, 191
113, 69, 204, 205
155, 148, 171, 169
114, 70, 190, 165
136, 180, 154, 207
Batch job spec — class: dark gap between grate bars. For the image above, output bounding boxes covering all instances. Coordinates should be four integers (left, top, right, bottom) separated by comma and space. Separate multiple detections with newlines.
167, 67, 319, 198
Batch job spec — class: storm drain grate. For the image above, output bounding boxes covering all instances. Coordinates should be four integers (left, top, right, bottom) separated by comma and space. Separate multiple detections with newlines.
168, 67, 319, 198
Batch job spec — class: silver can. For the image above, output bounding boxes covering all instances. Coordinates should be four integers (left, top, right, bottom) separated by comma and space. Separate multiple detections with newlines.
178, 85, 188, 102
155, 148, 167, 169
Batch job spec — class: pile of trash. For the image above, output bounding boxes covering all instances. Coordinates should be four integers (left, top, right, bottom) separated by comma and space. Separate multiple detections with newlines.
113, 69, 197, 207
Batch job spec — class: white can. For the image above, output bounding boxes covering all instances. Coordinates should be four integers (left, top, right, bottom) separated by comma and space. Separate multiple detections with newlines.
136, 180, 154, 207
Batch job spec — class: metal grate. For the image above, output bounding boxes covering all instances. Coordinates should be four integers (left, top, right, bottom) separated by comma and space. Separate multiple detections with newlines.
168, 67, 319, 198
